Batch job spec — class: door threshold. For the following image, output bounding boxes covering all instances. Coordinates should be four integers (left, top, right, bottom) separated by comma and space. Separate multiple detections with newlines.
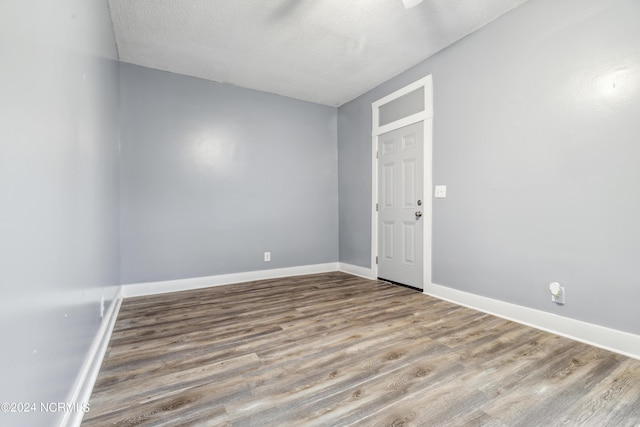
377, 277, 422, 292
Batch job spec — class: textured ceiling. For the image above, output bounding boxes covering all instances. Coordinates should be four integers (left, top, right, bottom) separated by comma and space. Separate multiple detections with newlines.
108, 0, 529, 107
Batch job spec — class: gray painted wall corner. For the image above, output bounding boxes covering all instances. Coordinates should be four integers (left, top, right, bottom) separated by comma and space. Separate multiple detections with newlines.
337, 0, 640, 335
119, 64, 339, 284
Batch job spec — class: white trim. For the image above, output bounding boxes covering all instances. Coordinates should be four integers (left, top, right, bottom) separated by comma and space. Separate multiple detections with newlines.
425, 282, 640, 360
122, 263, 339, 298
371, 132, 380, 281
339, 263, 375, 280
373, 111, 427, 137
372, 76, 432, 118
371, 75, 433, 288
60, 286, 124, 427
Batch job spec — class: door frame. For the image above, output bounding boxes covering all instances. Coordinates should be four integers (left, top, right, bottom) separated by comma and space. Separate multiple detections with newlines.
371, 75, 433, 290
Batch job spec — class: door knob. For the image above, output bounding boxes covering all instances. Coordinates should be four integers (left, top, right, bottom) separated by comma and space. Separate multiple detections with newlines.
415, 211, 423, 218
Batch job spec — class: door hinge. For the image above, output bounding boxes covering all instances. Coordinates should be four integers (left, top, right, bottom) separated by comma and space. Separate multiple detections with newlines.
376, 150, 379, 159
376, 256, 378, 264
376, 203, 378, 211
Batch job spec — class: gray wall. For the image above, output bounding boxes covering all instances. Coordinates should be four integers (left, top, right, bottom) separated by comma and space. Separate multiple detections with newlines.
119, 64, 339, 284
0, 0, 120, 426
338, 0, 640, 334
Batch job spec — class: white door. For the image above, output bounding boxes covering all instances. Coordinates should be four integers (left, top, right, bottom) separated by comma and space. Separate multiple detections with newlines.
378, 121, 424, 288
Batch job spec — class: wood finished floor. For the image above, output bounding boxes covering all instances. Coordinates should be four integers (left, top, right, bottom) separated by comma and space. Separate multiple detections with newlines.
83, 272, 640, 426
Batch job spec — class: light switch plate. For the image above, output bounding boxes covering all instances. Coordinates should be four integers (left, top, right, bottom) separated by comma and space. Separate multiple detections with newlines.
434, 185, 447, 198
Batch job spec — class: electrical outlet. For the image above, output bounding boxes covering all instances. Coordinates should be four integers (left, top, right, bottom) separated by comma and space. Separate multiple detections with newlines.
551, 288, 565, 304
264, 252, 271, 262
549, 282, 565, 305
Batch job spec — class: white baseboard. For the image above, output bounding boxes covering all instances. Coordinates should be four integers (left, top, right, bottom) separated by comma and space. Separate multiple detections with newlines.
122, 263, 340, 298
425, 282, 640, 360
339, 262, 375, 280
60, 286, 124, 427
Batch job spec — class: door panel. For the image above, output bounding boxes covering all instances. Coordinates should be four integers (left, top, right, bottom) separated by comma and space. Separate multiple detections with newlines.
382, 221, 394, 261
402, 158, 416, 207
402, 221, 417, 265
382, 163, 395, 208
377, 122, 424, 288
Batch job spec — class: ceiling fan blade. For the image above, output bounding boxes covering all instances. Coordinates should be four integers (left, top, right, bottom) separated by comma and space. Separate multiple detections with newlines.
402, 0, 424, 9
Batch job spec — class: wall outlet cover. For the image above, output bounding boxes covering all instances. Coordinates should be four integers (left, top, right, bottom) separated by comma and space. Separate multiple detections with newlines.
551, 287, 565, 305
